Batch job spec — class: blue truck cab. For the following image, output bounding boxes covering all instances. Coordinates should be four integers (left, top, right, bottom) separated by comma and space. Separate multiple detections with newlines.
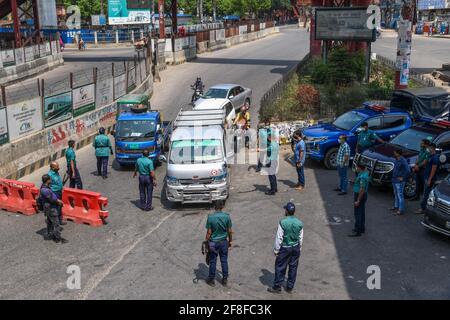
113, 94, 164, 167
302, 103, 413, 169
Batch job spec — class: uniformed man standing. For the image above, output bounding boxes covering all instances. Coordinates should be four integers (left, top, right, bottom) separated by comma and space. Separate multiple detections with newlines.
66, 140, 83, 189
93, 127, 113, 179
268, 202, 303, 294
133, 149, 156, 211
411, 139, 430, 201
265, 130, 279, 196
205, 200, 233, 287
293, 132, 306, 191
355, 122, 384, 154
349, 163, 370, 237
48, 162, 66, 225
39, 174, 67, 244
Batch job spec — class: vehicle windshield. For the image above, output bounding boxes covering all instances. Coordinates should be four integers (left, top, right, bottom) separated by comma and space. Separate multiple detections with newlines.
203, 88, 228, 99
333, 111, 365, 131
118, 103, 147, 114
390, 128, 437, 152
169, 139, 223, 164
116, 120, 155, 141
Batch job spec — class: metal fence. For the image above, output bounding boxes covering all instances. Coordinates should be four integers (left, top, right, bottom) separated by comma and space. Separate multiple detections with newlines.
375, 55, 436, 87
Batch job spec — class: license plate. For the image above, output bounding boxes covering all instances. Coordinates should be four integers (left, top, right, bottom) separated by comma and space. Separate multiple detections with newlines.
129, 144, 139, 150
446, 221, 450, 229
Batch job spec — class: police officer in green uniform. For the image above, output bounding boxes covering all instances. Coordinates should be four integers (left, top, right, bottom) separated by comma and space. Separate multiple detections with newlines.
268, 202, 304, 294
133, 149, 156, 211
356, 122, 384, 154
93, 127, 113, 179
411, 139, 431, 201
349, 163, 370, 237
205, 200, 233, 287
66, 140, 83, 189
48, 161, 66, 225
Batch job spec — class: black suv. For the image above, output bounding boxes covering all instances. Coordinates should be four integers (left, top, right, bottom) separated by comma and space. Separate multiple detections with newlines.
352, 121, 450, 198
423, 175, 450, 237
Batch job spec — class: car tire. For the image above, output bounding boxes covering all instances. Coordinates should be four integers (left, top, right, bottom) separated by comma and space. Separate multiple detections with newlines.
404, 176, 417, 199
324, 147, 338, 170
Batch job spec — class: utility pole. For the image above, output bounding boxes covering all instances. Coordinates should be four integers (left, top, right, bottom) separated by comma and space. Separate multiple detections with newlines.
212, 0, 217, 21
158, 0, 165, 39
395, 0, 414, 89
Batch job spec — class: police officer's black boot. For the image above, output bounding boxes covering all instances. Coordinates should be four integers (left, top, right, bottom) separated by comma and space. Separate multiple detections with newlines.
206, 279, 216, 287
267, 286, 281, 294
221, 278, 228, 287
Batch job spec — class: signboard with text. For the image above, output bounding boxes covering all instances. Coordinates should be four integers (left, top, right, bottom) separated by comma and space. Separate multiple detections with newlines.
108, 0, 151, 25
96, 77, 114, 108
315, 7, 376, 42
44, 92, 73, 127
6, 98, 43, 141
72, 83, 96, 117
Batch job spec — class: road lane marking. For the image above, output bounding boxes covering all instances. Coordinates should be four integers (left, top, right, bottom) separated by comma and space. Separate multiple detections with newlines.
76, 211, 176, 300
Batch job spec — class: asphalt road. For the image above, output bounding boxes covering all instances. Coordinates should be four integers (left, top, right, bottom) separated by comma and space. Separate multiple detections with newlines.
4, 47, 136, 105
2, 27, 450, 300
373, 31, 450, 73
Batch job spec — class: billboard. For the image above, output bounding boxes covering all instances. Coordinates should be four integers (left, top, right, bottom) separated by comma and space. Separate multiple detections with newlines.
37, 0, 58, 28
108, 0, 151, 25
0, 108, 8, 145
114, 73, 127, 99
6, 98, 43, 141
315, 7, 376, 42
44, 92, 73, 127
72, 83, 96, 117
96, 77, 114, 108
418, 0, 447, 10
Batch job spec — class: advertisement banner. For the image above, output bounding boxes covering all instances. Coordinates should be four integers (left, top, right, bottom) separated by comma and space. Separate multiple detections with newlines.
1, 49, 15, 67
315, 8, 375, 42
15, 48, 25, 66
44, 92, 73, 127
6, 97, 43, 141
72, 83, 96, 117
37, 0, 57, 28
396, 19, 412, 86
33, 45, 40, 59
108, 0, 151, 25
96, 77, 114, 108
25, 46, 35, 62
114, 73, 127, 99
0, 107, 8, 145
127, 67, 136, 92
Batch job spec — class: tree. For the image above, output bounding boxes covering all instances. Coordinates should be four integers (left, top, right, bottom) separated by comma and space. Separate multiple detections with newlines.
61, 0, 106, 19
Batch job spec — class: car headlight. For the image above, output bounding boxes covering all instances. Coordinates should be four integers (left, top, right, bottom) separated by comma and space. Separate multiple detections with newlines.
306, 136, 328, 144
167, 176, 180, 186
427, 189, 435, 207
212, 174, 227, 184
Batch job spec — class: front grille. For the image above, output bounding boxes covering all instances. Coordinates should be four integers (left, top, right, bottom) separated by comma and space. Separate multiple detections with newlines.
437, 200, 450, 215
180, 178, 213, 185
359, 155, 374, 168
358, 155, 393, 173
123, 146, 156, 154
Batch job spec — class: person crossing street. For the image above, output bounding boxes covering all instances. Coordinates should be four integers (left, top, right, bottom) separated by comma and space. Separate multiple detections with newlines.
133, 149, 156, 211
93, 127, 113, 179
66, 140, 83, 189
267, 202, 304, 294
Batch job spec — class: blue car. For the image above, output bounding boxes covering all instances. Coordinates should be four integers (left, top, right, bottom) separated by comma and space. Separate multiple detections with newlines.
302, 103, 413, 169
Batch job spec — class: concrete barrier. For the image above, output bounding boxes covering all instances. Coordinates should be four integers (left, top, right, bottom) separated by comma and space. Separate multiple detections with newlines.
0, 72, 153, 180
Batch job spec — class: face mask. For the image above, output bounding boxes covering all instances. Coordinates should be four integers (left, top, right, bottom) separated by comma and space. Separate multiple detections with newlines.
339, 139, 344, 144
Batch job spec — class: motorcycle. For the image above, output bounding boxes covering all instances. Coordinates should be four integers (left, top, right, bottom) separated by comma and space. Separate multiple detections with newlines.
191, 85, 203, 103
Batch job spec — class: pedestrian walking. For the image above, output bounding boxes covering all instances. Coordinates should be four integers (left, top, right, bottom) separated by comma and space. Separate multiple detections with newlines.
411, 139, 431, 201
66, 140, 83, 189
355, 122, 384, 154
38, 174, 67, 244
93, 127, 113, 179
264, 129, 279, 195
416, 143, 440, 215
133, 149, 156, 211
48, 161, 66, 225
391, 149, 410, 216
334, 135, 350, 195
293, 131, 306, 191
349, 163, 370, 237
205, 200, 233, 287
267, 202, 303, 294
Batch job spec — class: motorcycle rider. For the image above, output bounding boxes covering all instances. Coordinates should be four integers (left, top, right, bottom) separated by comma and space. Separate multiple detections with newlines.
233, 106, 251, 129
191, 77, 204, 102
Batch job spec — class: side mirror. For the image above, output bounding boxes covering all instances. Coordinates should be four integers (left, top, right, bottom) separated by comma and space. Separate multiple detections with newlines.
229, 95, 234, 99
111, 130, 116, 136
159, 155, 167, 163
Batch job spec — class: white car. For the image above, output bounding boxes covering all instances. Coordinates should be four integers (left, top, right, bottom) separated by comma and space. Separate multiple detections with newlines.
195, 84, 252, 111
193, 98, 236, 129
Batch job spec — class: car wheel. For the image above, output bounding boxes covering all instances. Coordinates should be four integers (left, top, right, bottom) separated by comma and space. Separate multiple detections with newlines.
404, 176, 417, 199
324, 147, 338, 170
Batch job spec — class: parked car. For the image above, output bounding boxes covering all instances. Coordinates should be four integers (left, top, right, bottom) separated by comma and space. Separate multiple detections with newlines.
302, 103, 413, 169
194, 84, 252, 111
423, 174, 450, 237
353, 120, 450, 198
